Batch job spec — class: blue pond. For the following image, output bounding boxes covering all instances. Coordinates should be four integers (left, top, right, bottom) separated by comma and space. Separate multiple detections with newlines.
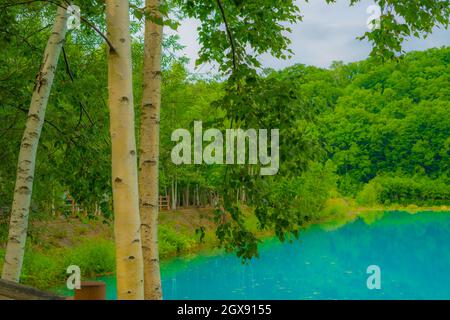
97, 211, 450, 299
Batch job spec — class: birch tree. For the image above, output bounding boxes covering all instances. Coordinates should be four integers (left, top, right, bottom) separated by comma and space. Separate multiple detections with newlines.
1, 5, 69, 282
105, 0, 144, 300
138, 0, 164, 300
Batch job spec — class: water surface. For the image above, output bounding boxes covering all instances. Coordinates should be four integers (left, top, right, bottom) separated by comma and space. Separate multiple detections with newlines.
87, 211, 450, 299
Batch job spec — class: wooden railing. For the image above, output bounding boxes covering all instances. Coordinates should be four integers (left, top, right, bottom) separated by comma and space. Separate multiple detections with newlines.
159, 195, 170, 210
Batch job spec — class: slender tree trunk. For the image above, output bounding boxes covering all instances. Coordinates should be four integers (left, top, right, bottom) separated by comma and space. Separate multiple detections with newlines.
171, 178, 176, 210
1, 6, 68, 282
106, 0, 144, 300
184, 183, 190, 207
175, 177, 178, 208
196, 184, 199, 207
138, 0, 163, 300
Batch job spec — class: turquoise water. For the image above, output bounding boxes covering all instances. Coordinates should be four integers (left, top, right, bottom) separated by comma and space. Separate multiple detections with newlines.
83, 211, 450, 299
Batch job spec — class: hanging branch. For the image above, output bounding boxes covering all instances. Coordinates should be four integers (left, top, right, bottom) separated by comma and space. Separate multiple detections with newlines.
78, 15, 116, 53
0, 29, 40, 52
216, 0, 237, 71
14, 105, 79, 146
62, 46, 95, 127
24, 23, 52, 39
215, 0, 241, 194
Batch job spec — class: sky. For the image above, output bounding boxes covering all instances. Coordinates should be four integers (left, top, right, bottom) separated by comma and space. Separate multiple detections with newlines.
166, 0, 450, 73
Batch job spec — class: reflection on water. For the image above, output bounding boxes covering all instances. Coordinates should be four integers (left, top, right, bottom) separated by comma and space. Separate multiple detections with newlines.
95, 211, 450, 299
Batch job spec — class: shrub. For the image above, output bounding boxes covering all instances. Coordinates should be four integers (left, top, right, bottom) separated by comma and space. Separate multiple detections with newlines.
159, 224, 196, 258
321, 198, 350, 218
357, 175, 450, 206
356, 180, 383, 206
62, 239, 115, 277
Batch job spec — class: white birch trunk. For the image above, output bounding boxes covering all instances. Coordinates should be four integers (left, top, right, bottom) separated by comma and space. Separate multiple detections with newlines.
138, 0, 164, 300
1, 6, 68, 282
106, 0, 144, 300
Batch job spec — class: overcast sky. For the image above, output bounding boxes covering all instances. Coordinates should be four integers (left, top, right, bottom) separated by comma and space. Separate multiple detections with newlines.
166, 0, 450, 73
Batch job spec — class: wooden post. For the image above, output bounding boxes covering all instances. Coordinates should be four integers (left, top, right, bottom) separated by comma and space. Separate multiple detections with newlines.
74, 281, 106, 300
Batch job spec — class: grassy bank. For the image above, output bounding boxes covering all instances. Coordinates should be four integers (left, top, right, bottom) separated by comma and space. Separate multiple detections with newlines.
0, 202, 448, 290
0, 207, 264, 290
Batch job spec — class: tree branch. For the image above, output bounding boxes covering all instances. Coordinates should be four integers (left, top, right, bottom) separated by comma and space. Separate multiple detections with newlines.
15, 106, 79, 146
216, 0, 237, 71
62, 46, 95, 127
1, 0, 116, 52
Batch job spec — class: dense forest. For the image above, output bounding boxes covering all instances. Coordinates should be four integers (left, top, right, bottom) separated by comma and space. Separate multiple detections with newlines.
2, 46, 449, 217
0, 0, 449, 300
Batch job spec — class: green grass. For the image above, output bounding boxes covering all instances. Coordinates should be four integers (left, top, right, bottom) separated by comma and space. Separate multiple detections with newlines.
62, 239, 115, 277
19, 239, 116, 289
0, 223, 203, 290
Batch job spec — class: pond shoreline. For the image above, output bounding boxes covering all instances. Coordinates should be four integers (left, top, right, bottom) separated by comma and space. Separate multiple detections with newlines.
1, 201, 449, 291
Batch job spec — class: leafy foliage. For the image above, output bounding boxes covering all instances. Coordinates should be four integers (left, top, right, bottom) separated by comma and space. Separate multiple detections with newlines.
0, 0, 449, 264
